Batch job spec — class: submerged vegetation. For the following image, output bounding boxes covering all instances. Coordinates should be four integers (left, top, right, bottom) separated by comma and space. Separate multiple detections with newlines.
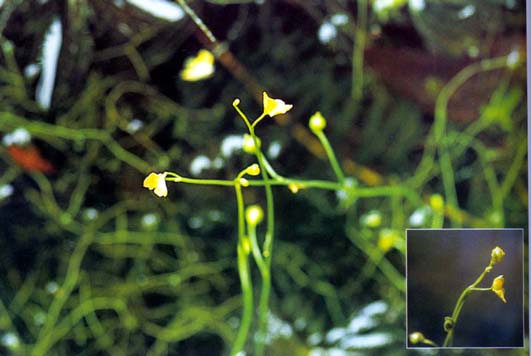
0, 0, 527, 355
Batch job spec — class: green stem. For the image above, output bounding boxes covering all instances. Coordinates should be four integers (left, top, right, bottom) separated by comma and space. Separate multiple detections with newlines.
248, 123, 274, 356
352, 0, 367, 102
175, 0, 218, 44
412, 56, 511, 191
315, 130, 345, 184
422, 339, 438, 347
32, 232, 94, 356
166, 175, 422, 205
248, 223, 271, 356
230, 183, 254, 356
443, 264, 493, 347
500, 138, 527, 199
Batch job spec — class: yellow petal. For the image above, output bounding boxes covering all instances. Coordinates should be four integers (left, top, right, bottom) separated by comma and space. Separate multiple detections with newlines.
143, 172, 160, 190
262, 92, 293, 117
180, 49, 215, 82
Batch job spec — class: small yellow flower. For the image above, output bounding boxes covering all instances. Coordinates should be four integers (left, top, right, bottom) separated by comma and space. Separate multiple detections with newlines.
490, 246, 505, 265
180, 49, 215, 82
309, 111, 327, 133
408, 332, 425, 344
245, 205, 264, 226
491, 275, 507, 303
143, 172, 168, 198
262, 92, 293, 117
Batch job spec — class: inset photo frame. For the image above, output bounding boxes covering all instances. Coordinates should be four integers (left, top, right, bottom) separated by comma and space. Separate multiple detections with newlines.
406, 228, 524, 349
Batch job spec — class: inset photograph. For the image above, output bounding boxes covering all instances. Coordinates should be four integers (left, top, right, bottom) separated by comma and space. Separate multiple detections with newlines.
406, 229, 524, 348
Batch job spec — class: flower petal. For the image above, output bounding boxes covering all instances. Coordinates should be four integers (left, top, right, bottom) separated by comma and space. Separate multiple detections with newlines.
262, 92, 293, 117
143, 172, 160, 190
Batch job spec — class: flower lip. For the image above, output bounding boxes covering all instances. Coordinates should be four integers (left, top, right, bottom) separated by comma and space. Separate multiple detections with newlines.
491, 275, 507, 303
262, 92, 293, 117
143, 172, 168, 197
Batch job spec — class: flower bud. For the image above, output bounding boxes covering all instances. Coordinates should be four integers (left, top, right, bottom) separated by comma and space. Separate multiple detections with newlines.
246, 163, 260, 176
409, 332, 425, 344
429, 194, 444, 213
309, 111, 327, 133
245, 205, 264, 226
241, 236, 251, 255
490, 246, 505, 265
239, 178, 249, 187
242, 134, 259, 153
288, 183, 300, 194
360, 210, 382, 228
378, 229, 398, 253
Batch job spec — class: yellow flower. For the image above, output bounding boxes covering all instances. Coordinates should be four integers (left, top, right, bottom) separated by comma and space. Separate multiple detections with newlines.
180, 49, 215, 82
143, 172, 168, 197
490, 246, 505, 265
491, 275, 507, 303
262, 92, 293, 117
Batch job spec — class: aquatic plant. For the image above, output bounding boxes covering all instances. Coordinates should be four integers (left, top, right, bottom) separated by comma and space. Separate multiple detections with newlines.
409, 246, 508, 347
0, 0, 526, 355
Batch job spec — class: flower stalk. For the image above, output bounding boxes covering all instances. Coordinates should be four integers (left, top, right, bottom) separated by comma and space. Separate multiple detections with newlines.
442, 246, 507, 347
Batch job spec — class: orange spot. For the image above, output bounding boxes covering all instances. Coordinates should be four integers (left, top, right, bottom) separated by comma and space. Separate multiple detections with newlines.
7, 145, 55, 173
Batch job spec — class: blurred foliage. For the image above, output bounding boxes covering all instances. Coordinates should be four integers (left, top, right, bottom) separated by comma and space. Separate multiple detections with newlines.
0, 0, 527, 355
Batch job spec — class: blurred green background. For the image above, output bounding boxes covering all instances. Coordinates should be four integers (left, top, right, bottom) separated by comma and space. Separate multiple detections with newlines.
0, 0, 527, 355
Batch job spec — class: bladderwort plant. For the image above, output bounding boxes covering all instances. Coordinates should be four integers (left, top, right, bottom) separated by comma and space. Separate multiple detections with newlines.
409, 246, 507, 348
143, 92, 355, 355
143, 92, 420, 355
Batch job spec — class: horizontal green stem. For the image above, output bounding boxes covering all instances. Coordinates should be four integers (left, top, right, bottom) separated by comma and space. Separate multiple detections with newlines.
168, 176, 421, 204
